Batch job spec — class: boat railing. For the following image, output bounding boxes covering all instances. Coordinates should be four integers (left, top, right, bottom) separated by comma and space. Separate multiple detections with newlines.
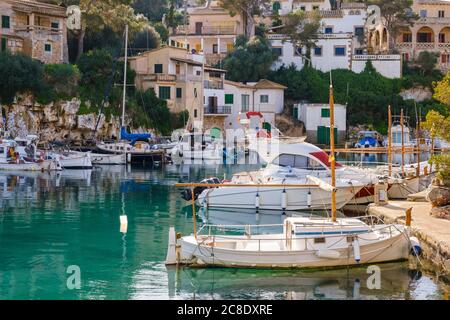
197, 224, 400, 251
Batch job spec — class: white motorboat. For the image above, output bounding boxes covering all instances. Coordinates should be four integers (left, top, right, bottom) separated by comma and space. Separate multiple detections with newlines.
170, 132, 223, 163
0, 139, 61, 171
48, 150, 93, 169
90, 153, 127, 165
166, 216, 417, 269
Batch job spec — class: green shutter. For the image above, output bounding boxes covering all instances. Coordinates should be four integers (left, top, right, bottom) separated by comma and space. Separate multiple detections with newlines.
321, 108, 330, 118
154, 64, 163, 74
2, 16, 10, 29
1, 37, 6, 52
45, 44, 51, 52
225, 94, 234, 104
176, 88, 182, 98
317, 126, 337, 145
159, 86, 171, 99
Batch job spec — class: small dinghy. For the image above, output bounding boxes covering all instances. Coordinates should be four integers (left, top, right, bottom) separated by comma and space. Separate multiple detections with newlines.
166, 216, 416, 269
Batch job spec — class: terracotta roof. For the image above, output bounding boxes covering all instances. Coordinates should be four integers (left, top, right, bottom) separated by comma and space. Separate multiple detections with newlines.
205, 66, 227, 73
170, 57, 203, 66
253, 79, 287, 90
224, 80, 254, 89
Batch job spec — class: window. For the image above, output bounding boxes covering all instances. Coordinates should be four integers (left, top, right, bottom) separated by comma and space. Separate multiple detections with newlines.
227, 43, 234, 52
273, 154, 326, 170
439, 33, 445, 43
176, 88, 182, 99
313, 6, 319, 10
294, 47, 302, 56
154, 64, 163, 74
1, 16, 10, 29
355, 49, 363, 55
334, 46, 346, 56
325, 26, 333, 34
260, 95, 269, 103
225, 94, 234, 104
354, 27, 364, 36
300, 6, 306, 11
1, 37, 6, 52
314, 46, 322, 56
213, 44, 218, 54
403, 33, 412, 42
241, 94, 250, 112
194, 109, 198, 118
314, 238, 326, 244
438, 10, 445, 18
321, 108, 330, 118
44, 43, 52, 53
159, 86, 171, 99
51, 21, 59, 29
417, 32, 432, 43
419, 10, 427, 18
272, 47, 282, 56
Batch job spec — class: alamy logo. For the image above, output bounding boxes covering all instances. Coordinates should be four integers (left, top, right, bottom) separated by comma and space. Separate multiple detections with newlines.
366, 265, 381, 290
66, 265, 81, 290
366, 5, 382, 31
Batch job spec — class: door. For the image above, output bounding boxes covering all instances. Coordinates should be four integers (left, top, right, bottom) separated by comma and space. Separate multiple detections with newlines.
195, 22, 203, 35
175, 64, 180, 75
317, 126, 338, 145
208, 96, 218, 113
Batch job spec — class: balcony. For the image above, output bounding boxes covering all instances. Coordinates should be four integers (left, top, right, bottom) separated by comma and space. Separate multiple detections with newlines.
417, 17, 450, 25
416, 42, 435, 50
174, 24, 238, 36
205, 53, 227, 65
142, 74, 177, 82
204, 80, 224, 90
397, 42, 413, 49
204, 106, 231, 115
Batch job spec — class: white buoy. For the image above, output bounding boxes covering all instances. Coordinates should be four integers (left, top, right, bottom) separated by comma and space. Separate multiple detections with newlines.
281, 190, 287, 212
353, 238, 361, 263
255, 193, 260, 213
410, 236, 422, 256
120, 215, 128, 233
165, 227, 177, 265
307, 191, 312, 208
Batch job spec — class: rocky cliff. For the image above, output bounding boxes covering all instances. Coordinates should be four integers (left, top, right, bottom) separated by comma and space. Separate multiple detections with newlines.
1, 95, 122, 143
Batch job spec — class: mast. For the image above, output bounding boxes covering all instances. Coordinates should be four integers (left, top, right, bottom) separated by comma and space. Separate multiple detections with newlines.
401, 108, 405, 177
121, 24, 129, 131
329, 74, 337, 222
388, 105, 392, 176
416, 107, 421, 177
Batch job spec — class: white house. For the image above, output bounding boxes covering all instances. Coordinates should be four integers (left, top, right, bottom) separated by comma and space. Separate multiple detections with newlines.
223, 79, 287, 131
269, 2, 403, 78
295, 102, 347, 144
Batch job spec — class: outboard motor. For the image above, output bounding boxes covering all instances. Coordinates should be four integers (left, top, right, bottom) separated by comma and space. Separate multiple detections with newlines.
180, 177, 221, 201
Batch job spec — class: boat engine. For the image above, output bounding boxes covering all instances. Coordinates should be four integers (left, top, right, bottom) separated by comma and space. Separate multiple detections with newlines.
180, 177, 221, 201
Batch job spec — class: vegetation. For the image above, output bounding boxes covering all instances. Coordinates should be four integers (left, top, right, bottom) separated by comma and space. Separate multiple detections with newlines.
402, 61, 443, 89
222, 35, 277, 82
433, 71, 450, 106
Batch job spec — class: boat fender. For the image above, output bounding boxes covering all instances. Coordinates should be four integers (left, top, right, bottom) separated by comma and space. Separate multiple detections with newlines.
409, 237, 422, 256
307, 191, 312, 208
281, 190, 287, 213
255, 193, 260, 213
120, 215, 128, 233
353, 238, 361, 263
315, 250, 341, 259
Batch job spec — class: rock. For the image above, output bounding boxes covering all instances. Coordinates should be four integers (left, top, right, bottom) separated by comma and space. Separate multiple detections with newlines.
426, 185, 450, 207
400, 86, 432, 102
430, 205, 450, 220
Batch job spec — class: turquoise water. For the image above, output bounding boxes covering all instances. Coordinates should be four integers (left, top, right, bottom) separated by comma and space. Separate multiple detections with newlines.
0, 165, 448, 300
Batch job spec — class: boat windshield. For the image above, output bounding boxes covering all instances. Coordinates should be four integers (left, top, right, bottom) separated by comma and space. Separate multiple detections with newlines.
272, 154, 327, 170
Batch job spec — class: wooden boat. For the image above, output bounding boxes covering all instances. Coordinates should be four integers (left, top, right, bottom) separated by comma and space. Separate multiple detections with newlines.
166, 216, 414, 269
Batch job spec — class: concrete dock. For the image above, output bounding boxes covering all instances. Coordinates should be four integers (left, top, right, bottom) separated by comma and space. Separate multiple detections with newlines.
368, 201, 450, 275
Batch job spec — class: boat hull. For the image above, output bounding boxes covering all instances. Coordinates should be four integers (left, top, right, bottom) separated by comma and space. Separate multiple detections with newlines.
90, 153, 127, 165
0, 159, 60, 171
198, 185, 363, 211
58, 154, 93, 169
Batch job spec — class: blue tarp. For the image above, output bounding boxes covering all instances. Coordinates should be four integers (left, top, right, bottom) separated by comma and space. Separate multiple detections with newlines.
357, 136, 377, 147
120, 127, 152, 144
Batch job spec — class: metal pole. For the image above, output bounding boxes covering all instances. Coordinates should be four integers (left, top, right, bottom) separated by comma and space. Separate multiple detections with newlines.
121, 24, 129, 130
329, 80, 337, 222
388, 105, 392, 176
191, 188, 197, 240
401, 108, 405, 177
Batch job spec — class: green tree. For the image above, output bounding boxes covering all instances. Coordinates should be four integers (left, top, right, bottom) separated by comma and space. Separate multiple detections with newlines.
280, 9, 321, 63
369, 0, 418, 51
416, 51, 439, 76
133, 0, 168, 22
38, 64, 81, 103
222, 35, 277, 82
433, 71, 450, 106
131, 25, 161, 53
219, 0, 271, 38
0, 51, 43, 105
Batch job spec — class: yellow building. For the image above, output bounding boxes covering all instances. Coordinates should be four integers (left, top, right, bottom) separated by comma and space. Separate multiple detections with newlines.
169, 1, 244, 65
371, 0, 450, 72
0, 0, 68, 63
129, 46, 205, 126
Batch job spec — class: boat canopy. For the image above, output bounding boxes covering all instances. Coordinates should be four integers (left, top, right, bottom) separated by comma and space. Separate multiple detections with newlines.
120, 127, 152, 144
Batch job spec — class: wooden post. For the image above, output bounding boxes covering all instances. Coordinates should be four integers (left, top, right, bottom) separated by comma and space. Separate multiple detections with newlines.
416, 115, 421, 177
329, 81, 337, 222
191, 188, 197, 240
401, 109, 405, 177
405, 207, 412, 227
388, 105, 392, 176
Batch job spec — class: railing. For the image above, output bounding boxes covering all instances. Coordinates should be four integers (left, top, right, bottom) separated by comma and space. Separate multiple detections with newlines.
417, 17, 450, 24
204, 105, 232, 115
174, 25, 237, 35
437, 43, 450, 49
15, 24, 61, 34
205, 53, 227, 64
397, 42, 413, 49
353, 54, 401, 60
416, 42, 435, 50
142, 74, 177, 82
177, 74, 202, 82
204, 80, 224, 90
318, 32, 353, 39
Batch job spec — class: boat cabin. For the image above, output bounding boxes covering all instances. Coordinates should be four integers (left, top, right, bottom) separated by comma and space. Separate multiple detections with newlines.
0, 140, 18, 163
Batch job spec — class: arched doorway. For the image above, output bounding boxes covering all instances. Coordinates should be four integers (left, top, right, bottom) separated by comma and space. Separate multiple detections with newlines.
438, 27, 450, 43
417, 26, 434, 43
